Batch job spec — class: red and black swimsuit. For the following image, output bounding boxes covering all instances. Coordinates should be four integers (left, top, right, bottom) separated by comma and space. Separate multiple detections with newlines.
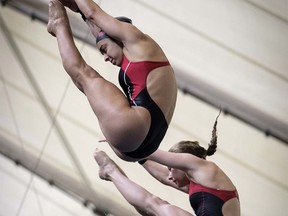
189, 181, 239, 216
119, 55, 170, 158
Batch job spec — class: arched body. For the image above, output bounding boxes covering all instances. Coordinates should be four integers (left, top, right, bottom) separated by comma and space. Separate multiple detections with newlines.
47, 0, 177, 161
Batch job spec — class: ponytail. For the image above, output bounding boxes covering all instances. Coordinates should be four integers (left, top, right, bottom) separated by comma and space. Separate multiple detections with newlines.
169, 110, 222, 159
206, 110, 221, 156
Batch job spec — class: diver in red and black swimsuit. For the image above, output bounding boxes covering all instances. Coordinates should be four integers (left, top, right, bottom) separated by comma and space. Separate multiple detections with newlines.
48, 0, 177, 161
92, 114, 240, 216
141, 114, 241, 215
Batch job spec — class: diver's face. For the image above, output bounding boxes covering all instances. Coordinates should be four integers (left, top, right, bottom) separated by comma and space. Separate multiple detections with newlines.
168, 167, 190, 188
97, 38, 123, 66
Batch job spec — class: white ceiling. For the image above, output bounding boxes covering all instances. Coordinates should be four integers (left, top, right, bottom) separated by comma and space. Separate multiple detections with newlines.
0, 0, 288, 216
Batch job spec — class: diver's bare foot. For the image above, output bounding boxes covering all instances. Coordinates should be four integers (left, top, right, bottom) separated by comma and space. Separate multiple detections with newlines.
94, 149, 126, 181
58, 0, 79, 12
47, 0, 68, 36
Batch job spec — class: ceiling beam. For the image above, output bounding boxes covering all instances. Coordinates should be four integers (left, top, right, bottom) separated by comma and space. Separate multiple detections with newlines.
0, 135, 136, 216
174, 65, 288, 145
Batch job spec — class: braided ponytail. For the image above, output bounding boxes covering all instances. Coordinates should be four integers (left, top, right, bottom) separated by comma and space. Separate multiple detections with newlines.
206, 110, 221, 156
169, 110, 222, 160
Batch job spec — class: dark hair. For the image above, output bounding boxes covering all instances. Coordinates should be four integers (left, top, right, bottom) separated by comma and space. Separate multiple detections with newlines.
96, 16, 132, 43
169, 110, 221, 159
115, 16, 132, 24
